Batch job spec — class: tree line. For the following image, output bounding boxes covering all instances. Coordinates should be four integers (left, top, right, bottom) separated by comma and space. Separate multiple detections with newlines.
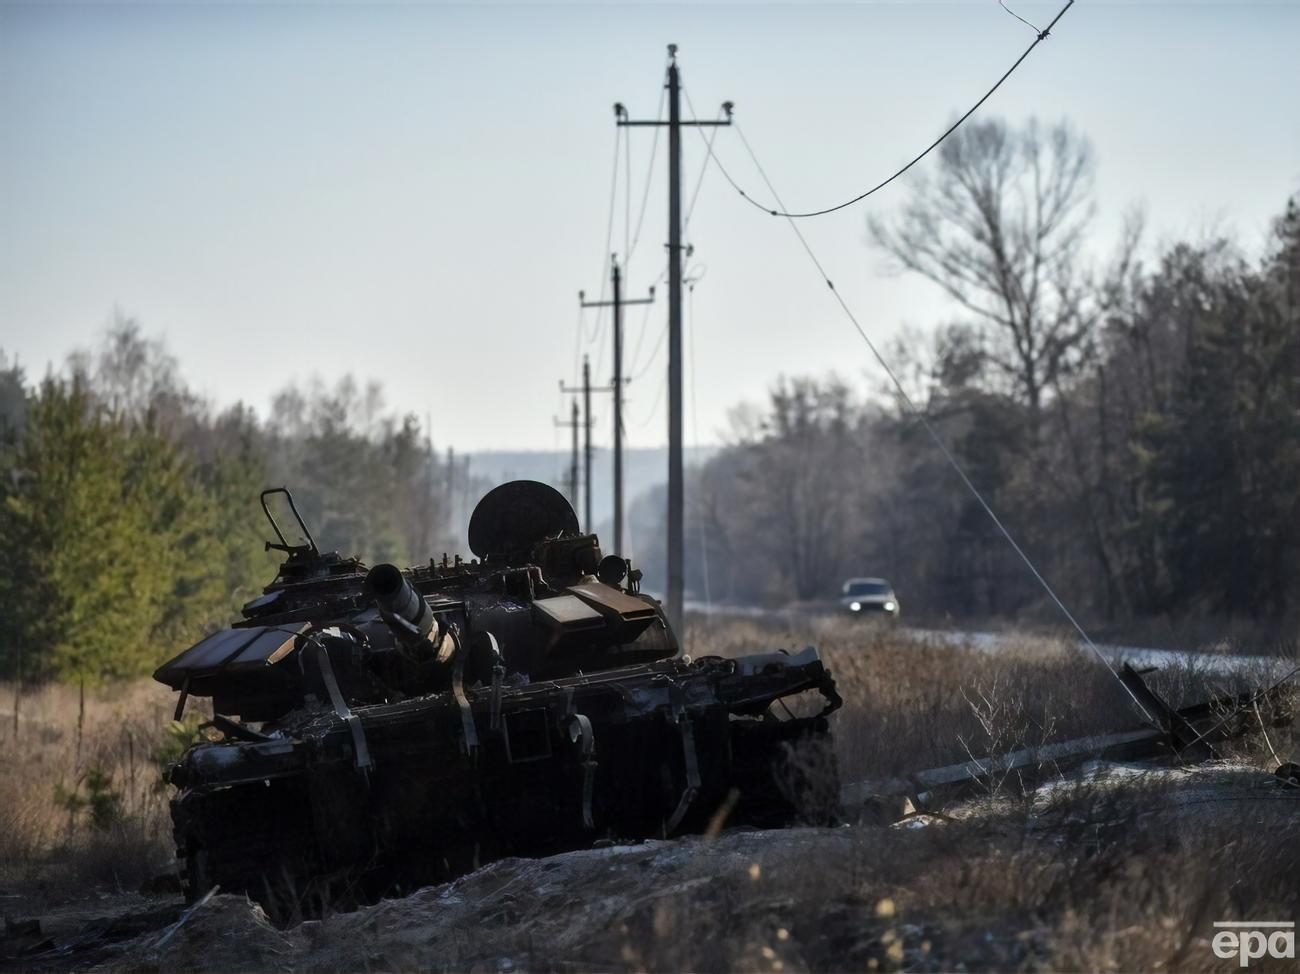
0, 323, 468, 683
636, 119, 1299, 631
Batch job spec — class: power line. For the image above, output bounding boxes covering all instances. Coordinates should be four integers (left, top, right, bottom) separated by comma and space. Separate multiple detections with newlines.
626, 279, 663, 378
629, 273, 675, 429
571, 303, 585, 400
593, 308, 610, 388
626, 259, 670, 376
628, 261, 700, 417
708, 0, 1075, 220
626, 71, 669, 269
632, 370, 667, 430
630, 309, 668, 382
623, 120, 632, 268
602, 124, 621, 272
706, 117, 1157, 728
999, 0, 1044, 35
687, 277, 712, 610
682, 97, 724, 238
630, 263, 701, 422
587, 127, 623, 343
586, 297, 608, 345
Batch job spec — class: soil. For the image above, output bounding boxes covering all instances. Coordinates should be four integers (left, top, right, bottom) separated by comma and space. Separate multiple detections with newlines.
4, 761, 1296, 973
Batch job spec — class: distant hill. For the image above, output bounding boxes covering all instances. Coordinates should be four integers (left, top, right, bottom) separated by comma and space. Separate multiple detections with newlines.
461, 446, 713, 523
445, 446, 715, 548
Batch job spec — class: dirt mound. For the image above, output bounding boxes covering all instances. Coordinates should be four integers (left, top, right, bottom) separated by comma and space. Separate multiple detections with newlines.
103, 828, 860, 972
103, 895, 293, 972
14, 761, 1297, 973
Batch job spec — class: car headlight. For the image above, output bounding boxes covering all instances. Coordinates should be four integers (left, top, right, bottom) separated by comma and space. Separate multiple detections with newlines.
849, 601, 861, 611
883, 601, 896, 612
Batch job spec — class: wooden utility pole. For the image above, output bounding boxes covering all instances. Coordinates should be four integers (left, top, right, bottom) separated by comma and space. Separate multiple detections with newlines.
581, 256, 655, 555
617, 44, 730, 632
562, 355, 609, 533
553, 400, 581, 511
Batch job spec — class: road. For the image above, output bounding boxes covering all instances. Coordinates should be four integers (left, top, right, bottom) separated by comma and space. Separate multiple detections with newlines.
684, 600, 1296, 679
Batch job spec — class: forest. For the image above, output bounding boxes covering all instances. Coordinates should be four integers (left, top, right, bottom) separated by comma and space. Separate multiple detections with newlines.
0, 328, 471, 683
2, 118, 1297, 684
636, 120, 1300, 632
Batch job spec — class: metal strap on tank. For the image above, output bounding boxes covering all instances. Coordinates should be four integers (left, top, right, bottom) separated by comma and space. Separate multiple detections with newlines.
310, 639, 373, 773
564, 713, 597, 829
174, 677, 190, 722
664, 682, 701, 834
483, 631, 505, 733
449, 627, 479, 757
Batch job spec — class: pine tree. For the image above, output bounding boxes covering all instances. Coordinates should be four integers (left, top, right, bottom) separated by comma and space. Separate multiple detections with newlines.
0, 378, 224, 681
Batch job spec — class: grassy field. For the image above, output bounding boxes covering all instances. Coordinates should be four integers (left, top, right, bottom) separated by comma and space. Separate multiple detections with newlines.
686, 614, 1295, 781
0, 678, 192, 905
1, 617, 1297, 971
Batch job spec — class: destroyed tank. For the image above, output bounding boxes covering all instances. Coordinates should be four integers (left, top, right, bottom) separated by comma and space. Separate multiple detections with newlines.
154, 481, 841, 920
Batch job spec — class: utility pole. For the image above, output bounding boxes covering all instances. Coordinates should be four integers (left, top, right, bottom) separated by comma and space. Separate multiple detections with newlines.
553, 400, 581, 511
581, 256, 655, 555
561, 355, 610, 534
617, 45, 731, 633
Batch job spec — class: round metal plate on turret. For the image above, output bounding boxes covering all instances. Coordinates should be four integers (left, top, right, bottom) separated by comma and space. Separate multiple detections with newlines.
597, 554, 628, 586
468, 480, 581, 560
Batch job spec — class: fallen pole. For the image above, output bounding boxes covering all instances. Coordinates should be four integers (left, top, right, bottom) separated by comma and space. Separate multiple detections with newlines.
840, 727, 1161, 806
840, 664, 1296, 809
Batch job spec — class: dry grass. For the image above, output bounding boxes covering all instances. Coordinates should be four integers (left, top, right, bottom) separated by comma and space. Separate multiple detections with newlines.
814, 774, 1300, 972
0, 678, 196, 907
684, 613, 1298, 783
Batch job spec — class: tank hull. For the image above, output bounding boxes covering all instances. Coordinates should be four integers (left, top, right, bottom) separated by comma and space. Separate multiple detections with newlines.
170, 651, 839, 922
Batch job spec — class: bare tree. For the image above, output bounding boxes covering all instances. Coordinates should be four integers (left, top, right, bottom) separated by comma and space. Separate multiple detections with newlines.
723, 377, 868, 601
870, 118, 1096, 420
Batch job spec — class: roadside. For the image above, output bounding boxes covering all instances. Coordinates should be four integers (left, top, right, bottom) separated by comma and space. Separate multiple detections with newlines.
12, 760, 1298, 973
684, 603, 1299, 680
3, 621, 1297, 972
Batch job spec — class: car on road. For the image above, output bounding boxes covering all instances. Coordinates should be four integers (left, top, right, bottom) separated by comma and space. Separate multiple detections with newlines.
839, 577, 900, 620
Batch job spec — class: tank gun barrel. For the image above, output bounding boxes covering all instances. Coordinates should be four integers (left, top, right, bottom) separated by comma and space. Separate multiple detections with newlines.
366, 563, 435, 646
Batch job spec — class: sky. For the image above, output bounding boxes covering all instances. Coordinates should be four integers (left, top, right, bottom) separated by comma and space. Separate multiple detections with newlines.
2, 0, 1298, 453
